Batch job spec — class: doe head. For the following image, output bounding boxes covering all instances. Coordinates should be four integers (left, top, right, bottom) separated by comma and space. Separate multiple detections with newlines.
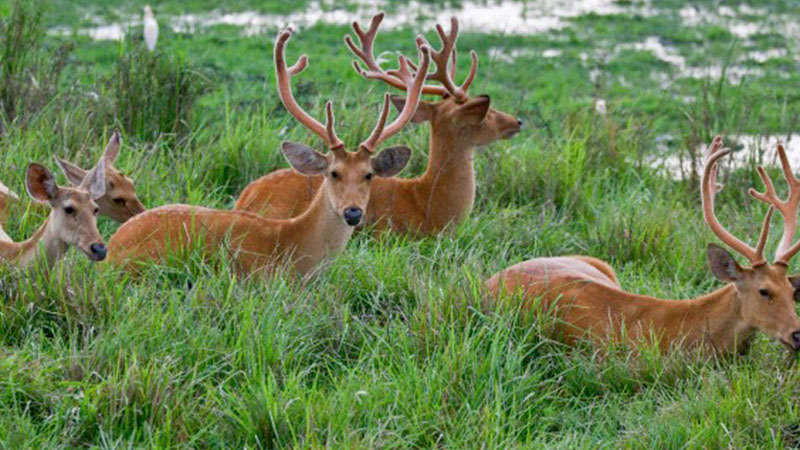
26, 158, 108, 261
54, 131, 145, 222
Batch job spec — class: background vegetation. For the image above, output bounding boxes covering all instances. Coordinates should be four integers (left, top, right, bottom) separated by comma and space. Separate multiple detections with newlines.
1, 0, 799, 447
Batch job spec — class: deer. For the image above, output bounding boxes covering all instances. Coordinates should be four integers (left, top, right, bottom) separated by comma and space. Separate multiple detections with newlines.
234, 13, 522, 236
54, 130, 146, 222
487, 136, 800, 356
106, 28, 429, 277
0, 158, 108, 268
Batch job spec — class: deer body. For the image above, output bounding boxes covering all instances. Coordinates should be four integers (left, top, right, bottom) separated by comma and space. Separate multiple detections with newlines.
108, 175, 356, 276
234, 14, 521, 235
487, 138, 800, 356
487, 257, 760, 354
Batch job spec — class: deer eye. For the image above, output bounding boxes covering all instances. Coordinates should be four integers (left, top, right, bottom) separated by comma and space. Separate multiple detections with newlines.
365, 173, 373, 181
64, 206, 75, 215
114, 198, 126, 206
330, 170, 339, 180
758, 288, 771, 299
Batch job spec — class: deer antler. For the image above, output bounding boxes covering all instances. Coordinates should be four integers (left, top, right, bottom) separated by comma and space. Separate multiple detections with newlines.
359, 45, 431, 153
414, 17, 477, 100
275, 28, 343, 150
702, 136, 770, 265
748, 142, 800, 265
346, 13, 476, 100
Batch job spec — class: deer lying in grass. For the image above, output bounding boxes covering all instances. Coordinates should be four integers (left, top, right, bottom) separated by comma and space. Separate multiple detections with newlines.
55, 131, 146, 222
487, 136, 800, 356
0, 158, 108, 267
234, 13, 522, 236
107, 28, 429, 277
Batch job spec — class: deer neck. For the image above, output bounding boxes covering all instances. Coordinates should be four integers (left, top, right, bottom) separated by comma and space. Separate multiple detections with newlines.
289, 180, 354, 269
656, 285, 754, 354
1, 216, 69, 268
417, 129, 477, 223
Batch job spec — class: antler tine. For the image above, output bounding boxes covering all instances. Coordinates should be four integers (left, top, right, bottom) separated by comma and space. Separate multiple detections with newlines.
755, 207, 774, 259
346, 13, 447, 96
275, 28, 343, 150
360, 94, 391, 153
359, 46, 431, 152
702, 136, 765, 265
421, 16, 478, 100
749, 142, 800, 264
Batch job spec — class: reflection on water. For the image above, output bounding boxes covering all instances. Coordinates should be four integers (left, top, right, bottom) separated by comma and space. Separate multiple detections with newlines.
50, 0, 635, 41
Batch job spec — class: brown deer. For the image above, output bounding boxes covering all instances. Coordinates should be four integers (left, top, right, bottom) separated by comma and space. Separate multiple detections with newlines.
0, 158, 108, 267
487, 136, 800, 356
54, 131, 146, 222
234, 13, 522, 236
106, 28, 429, 277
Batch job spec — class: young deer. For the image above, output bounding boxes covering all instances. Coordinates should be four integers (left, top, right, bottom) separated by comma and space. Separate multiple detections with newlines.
487, 136, 800, 356
0, 159, 108, 267
107, 28, 428, 277
234, 13, 522, 235
55, 131, 146, 222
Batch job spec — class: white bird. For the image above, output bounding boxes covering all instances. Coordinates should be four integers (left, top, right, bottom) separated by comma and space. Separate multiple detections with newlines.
143, 5, 158, 52
594, 98, 607, 116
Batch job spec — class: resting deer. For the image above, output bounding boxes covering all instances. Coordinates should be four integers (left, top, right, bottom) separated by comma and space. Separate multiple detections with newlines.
55, 131, 146, 222
234, 13, 522, 236
107, 28, 429, 277
0, 158, 108, 267
487, 136, 800, 356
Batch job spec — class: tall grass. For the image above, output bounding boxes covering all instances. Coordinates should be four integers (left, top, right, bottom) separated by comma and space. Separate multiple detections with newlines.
109, 39, 208, 142
1, 0, 799, 447
0, 0, 72, 133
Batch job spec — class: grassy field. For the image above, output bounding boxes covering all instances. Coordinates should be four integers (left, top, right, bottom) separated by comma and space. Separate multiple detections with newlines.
1, 0, 800, 447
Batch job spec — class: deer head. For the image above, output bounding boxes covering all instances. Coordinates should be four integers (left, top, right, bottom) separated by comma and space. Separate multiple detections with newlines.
54, 131, 146, 222
703, 136, 800, 351
27, 158, 108, 261
274, 27, 428, 226
346, 13, 522, 148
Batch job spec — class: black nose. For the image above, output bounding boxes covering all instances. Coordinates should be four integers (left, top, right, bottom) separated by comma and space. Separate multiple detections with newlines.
516, 118, 523, 127
90, 243, 107, 261
792, 331, 800, 349
343, 207, 363, 226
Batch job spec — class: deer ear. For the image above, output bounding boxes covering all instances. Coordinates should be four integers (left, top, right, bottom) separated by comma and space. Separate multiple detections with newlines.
390, 95, 433, 124
54, 157, 88, 186
80, 158, 107, 200
282, 142, 330, 175
102, 130, 121, 163
26, 163, 60, 203
707, 243, 744, 282
371, 145, 411, 178
459, 95, 491, 124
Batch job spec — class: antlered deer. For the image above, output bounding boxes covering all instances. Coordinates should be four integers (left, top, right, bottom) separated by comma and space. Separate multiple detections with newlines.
0, 158, 108, 267
54, 131, 146, 223
487, 137, 800, 356
234, 13, 522, 236
107, 28, 429, 277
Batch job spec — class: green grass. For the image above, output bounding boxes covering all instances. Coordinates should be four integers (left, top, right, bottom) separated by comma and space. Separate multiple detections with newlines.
1, 0, 800, 447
